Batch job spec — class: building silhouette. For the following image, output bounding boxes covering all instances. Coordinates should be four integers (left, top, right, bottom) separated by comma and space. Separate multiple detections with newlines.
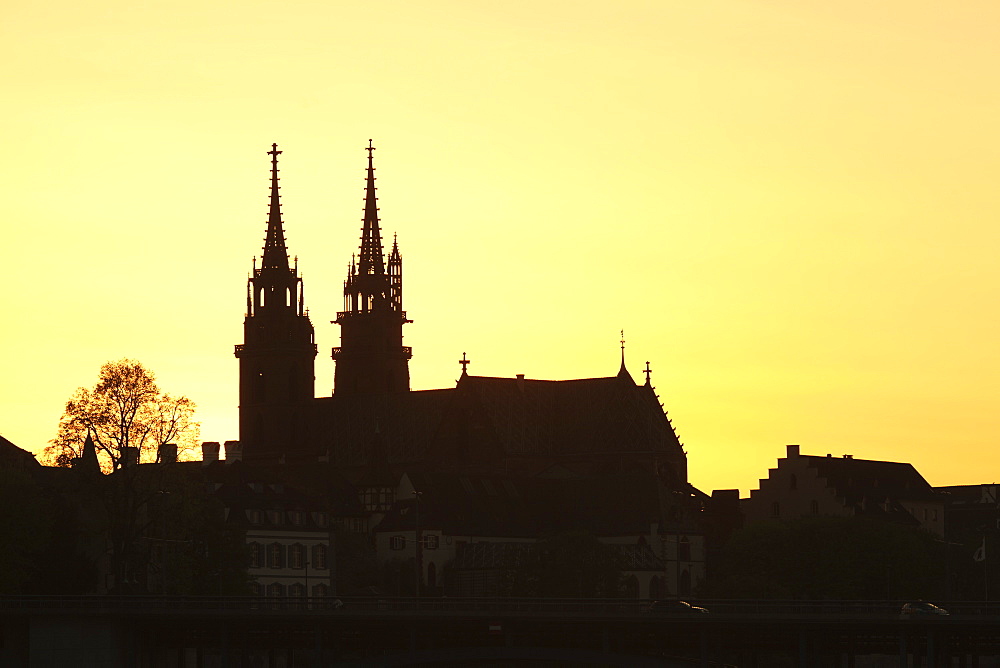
227, 142, 707, 596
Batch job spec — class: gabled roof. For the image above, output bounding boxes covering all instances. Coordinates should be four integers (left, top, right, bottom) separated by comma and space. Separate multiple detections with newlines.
801, 454, 938, 505
295, 369, 686, 477
0, 434, 40, 470
450, 374, 680, 458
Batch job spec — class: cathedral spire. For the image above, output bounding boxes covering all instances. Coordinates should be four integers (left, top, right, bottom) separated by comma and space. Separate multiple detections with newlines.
358, 139, 385, 276
261, 143, 289, 271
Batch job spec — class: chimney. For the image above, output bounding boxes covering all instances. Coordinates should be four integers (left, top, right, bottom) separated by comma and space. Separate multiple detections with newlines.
224, 440, 242, 462
515, 374, 525, 392
159, 443, 177, 464
201, 441, 220, 465
121, 446, 139, 468
786, 444, 800, 458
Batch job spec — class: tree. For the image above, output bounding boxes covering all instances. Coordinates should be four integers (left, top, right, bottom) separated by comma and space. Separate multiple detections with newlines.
709, 516, 945, 600
44, 359, 199, 470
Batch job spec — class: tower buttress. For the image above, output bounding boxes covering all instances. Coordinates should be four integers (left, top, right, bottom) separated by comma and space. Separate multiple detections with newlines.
332, 141, 411, 395
235, 144, 317, 460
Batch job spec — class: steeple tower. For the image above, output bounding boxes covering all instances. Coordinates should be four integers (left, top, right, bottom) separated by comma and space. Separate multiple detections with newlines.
235, 144, 317, 460
333, 141, 412, 395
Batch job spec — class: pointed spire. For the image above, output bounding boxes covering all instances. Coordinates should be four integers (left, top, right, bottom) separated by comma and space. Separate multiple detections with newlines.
77, 429, 101, 476
619, 330, 627, 375
358, 139, 386, 276
261, 143, 290, 271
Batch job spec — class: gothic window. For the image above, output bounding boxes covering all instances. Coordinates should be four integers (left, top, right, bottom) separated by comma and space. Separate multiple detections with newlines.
268, 543, 284, 569
678, 536, 691, 562
312, 544, 328, 570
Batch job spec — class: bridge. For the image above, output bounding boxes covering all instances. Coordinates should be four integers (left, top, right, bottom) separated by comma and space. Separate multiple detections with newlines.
2, 596, 997, 667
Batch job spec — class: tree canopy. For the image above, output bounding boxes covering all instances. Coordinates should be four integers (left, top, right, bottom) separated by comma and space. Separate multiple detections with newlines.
44, 359, 199, 471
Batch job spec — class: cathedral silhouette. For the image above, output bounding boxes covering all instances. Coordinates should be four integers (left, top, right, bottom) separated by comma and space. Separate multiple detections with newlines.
234, 142, 690, 486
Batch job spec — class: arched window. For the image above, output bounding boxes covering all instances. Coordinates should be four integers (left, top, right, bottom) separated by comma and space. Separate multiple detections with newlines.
678, 536, 691, 562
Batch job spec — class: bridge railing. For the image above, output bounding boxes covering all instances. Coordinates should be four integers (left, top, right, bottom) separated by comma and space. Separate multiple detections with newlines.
1, 596, 997, 617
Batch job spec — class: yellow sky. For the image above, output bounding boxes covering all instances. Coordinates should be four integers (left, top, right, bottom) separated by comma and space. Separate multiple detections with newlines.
3, 1, 1000, 494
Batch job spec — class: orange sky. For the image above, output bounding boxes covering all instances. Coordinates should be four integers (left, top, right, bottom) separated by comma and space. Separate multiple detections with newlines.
3, 1, 1000, 494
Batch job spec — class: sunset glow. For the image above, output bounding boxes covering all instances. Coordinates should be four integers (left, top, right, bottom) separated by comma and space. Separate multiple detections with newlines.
4, 1, 1000, 493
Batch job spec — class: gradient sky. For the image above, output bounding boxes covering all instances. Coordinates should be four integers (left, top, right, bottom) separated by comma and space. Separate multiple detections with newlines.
4, 1, 1000, 494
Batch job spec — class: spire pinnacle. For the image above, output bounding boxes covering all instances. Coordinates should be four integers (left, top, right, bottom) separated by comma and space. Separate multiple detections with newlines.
617, 329, 631, 379
261, 143, 289, 271
358, 139, 385, 276
459, 352, 470, 376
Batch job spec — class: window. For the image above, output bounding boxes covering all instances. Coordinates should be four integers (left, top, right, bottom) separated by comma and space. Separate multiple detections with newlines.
249, 542, 262, 568
313, 512, 328, 527
810, 500, 819, 515
251, 582, 262, 597
312, 544, 328, 570
289, 544, 305, 569
312, 583, 329, 598
678, 536, 691, 562
289, 583, 305, 597
268, 510, 284, 525
268, 543, 284, 569
427, 562, 437, 588
424, 534, 439, 550
248, 509, 262, 525
267, 582, 284, 597
290, 511, 304, 526
772, 502, 780, 518
390, 535, 405, 550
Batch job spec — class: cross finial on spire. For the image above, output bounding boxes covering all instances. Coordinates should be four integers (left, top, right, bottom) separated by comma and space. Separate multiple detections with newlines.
620, 330, 626, 362
459, 352, 470, 375
643, 361, 652, 386
366, 138, 375, 158
261, 143, 289, 271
